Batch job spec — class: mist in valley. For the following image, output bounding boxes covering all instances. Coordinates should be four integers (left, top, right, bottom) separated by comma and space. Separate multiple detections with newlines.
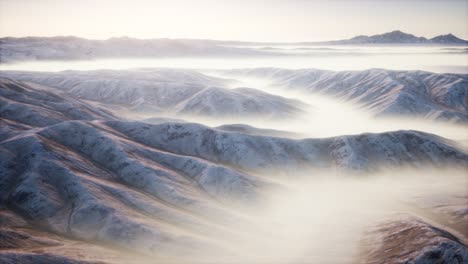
71, 167, 467, 264
0, 24, 467, 264
104, 68, 468, 147
1, 45, 467, 73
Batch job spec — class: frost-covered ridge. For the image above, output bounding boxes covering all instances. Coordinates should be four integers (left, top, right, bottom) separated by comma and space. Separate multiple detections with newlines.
225, 68, 468, 122
0, 70, 306, 119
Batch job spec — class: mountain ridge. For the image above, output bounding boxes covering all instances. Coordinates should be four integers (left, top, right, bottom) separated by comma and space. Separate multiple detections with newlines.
223, 68, 468, 123
322, 30, 468, 45
1, 30, 466, 46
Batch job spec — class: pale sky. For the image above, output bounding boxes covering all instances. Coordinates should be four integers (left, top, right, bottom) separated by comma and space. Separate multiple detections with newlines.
0, 0, 467, 42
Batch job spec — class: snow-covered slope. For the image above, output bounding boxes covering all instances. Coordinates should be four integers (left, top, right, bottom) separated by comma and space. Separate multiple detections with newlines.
0, 70, 305, 119
106, 121, 467, 172
0, 77, 115, 128
224, 68, 468, 122
1, 76, 467, 263
1, 120, 467, 260
174, 87, 304, 118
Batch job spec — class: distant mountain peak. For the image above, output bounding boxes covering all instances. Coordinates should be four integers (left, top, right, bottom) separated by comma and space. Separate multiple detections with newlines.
329, 30, 467, 45
344, 30, 426, 44
430, 33, 468, 44
386, 30, 411, 35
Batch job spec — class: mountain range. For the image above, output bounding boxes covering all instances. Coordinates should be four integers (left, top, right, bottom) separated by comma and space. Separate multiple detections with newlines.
0, 31, 466, 62
223, 68, 468, 123
318, 30, 468, 45
2, 68, 467, 123
1, 75, 467, 263
0, 69, 306, 119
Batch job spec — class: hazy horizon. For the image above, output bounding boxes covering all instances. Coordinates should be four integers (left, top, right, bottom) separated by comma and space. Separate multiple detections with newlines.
1, 0, 467, 42
1, 31, 467, 43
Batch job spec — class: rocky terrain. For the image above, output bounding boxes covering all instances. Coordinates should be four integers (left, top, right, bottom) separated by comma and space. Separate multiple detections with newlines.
0, 76, 467, 263
360, 215, 468, 264
4, 67, 468, 123
0, 70, 306, 119
224, 68, 468, 122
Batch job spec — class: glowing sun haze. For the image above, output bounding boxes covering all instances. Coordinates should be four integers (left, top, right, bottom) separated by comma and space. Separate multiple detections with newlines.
0, 0, 467, 42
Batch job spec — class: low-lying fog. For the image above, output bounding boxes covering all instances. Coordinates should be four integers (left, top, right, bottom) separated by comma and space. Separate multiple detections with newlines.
1, 45, 467, 73
112, 71, 468, 144
217, 74, 468, 142
109, 168, 468, 264
2, 45, 467, 142
1, 47, 466, 263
